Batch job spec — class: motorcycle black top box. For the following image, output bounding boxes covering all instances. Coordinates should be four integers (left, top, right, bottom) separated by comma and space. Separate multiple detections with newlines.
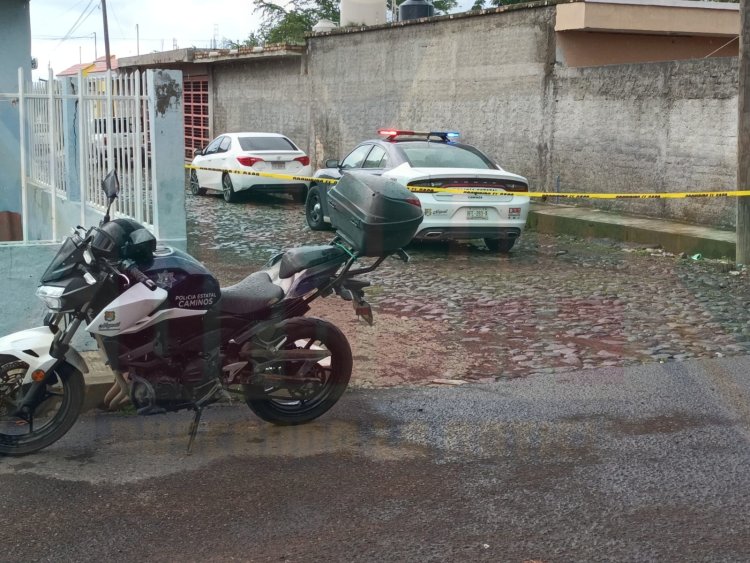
328, 172, 424, 257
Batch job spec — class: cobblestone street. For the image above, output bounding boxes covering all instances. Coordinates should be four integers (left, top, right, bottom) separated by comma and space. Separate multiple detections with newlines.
186, 189, 750, 387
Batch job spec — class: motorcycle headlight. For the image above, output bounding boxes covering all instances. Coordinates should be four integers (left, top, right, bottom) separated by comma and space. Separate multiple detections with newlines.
36, 285, 65, 311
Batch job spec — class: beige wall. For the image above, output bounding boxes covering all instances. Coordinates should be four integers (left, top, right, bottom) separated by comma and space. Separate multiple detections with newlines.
557, 31, 738, 67
556, 2, 738, 36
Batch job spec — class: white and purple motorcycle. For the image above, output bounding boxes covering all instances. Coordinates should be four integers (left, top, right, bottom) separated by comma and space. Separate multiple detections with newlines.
0, 171, 423, 455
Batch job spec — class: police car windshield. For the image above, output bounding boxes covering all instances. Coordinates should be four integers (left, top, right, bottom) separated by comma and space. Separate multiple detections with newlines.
398, 142, 495, 169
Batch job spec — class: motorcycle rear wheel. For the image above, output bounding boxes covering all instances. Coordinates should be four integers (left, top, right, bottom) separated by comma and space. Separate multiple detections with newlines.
243, 318, 352, 425
0, 360, 84, 456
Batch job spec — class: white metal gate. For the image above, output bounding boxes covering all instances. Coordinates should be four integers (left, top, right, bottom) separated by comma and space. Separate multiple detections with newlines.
17, 67, 156, 241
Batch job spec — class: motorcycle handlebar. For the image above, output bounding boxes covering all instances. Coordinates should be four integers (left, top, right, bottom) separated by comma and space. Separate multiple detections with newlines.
119, 260, 157, 291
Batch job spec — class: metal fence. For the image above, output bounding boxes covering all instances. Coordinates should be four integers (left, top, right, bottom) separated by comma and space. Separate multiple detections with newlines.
17, 67, 156, 240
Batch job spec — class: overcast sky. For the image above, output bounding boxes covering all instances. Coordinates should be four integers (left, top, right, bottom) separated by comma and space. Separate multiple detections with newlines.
30, 0, 260, 76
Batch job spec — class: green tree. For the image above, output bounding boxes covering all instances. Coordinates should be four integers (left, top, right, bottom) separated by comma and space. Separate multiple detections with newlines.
253, 0, 339, 44
224, 33, 263, 48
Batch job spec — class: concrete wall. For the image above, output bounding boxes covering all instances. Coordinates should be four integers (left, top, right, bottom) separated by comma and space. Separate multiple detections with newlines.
212, 57, 311, 153
0, 244, 96, 350
208, 5, 740, 227
552, 57, 738, 227
307, 7, 557, 191
0, 0, 31, 216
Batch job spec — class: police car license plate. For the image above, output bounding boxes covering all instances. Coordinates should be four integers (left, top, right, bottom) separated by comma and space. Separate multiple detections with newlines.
272, 162, 285, 170
467, 208, 489, 220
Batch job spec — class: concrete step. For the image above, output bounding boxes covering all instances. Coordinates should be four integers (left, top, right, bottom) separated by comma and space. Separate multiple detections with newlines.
528, 202, 736, 260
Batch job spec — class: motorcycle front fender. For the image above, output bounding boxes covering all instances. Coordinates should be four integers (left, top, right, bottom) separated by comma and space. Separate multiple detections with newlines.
0, 326, 89, 384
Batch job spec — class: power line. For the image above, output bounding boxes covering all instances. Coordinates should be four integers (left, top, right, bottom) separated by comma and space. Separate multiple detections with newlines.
56, 0, 98, 47
34, 34, 96, 40
107, 0, 126, 40
60, 0, 90, 18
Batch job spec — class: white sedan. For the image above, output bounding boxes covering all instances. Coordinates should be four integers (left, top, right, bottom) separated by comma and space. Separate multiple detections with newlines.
189, 132, 312, 203
307, 130, 530, 252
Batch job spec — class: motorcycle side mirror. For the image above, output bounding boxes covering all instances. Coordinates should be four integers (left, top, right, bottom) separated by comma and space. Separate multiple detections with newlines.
101, 170, 120, 201
100, 170, 120, 224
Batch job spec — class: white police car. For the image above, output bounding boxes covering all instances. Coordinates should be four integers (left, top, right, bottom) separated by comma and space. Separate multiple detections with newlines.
306, 130, 530, 252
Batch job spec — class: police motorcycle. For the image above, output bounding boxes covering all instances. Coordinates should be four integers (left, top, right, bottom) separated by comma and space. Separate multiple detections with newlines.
0, 171, 423, 456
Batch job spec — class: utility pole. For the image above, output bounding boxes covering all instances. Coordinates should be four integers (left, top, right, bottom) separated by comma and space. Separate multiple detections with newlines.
136, 24, 140, 55
101, 0, 112, 70
738, 0, 750, 265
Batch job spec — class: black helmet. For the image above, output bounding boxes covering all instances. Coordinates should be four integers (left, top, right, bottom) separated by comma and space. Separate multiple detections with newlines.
91, 220, 128, 259
91, 218, 155, 261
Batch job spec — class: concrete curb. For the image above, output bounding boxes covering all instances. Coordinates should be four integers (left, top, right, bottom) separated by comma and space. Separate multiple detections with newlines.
528, 203, 736, 259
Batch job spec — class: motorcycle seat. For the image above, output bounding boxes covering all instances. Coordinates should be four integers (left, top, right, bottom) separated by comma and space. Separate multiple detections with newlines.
278, 245, 348, 279
218, 272, 284, 315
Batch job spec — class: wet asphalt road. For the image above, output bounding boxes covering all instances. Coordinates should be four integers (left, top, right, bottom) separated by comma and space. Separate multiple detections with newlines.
3, 189, 750, 561
2, 358, 750, 562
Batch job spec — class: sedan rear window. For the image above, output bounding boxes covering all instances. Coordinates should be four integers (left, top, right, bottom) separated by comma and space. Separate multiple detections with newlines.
398, 142, 495, 169
238, 136, 297, 151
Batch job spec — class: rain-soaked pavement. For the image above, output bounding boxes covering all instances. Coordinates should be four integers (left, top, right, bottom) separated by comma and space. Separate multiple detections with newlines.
186, 188, 750, 387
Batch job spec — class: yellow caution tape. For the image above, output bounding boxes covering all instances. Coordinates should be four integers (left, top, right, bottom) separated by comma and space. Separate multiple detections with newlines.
407, 187, 750, 199
185, 164, 750, 199
185, 164, 337, 184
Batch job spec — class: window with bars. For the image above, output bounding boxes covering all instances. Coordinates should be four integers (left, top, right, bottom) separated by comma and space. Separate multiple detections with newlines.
183, 76, 209, 160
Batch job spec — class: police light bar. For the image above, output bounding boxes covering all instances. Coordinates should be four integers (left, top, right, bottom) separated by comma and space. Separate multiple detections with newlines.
378, 129, 460, 141
378, 129, 414, 137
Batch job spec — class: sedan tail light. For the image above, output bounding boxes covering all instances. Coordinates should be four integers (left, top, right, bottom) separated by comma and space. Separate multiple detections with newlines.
294, 156, 310, 166
237, 156, 264, 167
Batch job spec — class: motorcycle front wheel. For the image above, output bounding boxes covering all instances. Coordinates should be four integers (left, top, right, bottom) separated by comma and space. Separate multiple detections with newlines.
0, 359, 84, 456
243, 317, 353, 425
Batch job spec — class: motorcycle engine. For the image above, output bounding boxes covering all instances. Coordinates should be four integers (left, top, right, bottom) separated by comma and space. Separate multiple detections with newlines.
130, 373, 183, 412
129, 351, 221, 412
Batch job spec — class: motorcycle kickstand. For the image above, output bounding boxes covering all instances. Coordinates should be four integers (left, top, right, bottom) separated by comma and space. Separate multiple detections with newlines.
185, 381, 227, 454
186, 406, 203, 455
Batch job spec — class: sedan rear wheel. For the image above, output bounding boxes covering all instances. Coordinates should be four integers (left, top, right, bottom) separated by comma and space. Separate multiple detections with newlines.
485, 238, 516, 253
222, 173, 238, 203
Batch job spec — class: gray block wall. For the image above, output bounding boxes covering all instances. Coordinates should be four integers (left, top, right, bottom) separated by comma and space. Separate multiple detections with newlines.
552, 58, 738, 228
209, 5, 739, 228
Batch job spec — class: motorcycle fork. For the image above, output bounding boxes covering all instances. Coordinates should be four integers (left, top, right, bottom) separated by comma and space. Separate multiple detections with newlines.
14, 313, 86, 420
